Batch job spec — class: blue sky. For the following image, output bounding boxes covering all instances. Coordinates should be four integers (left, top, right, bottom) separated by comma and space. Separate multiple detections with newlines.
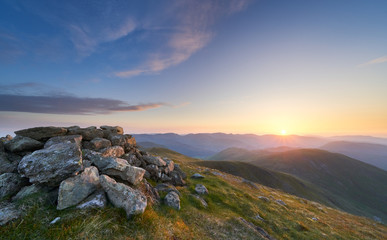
1, 0, 387, 136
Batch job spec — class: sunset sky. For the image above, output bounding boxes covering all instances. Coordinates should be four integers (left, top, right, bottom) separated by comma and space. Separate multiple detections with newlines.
1, 0, 387, 136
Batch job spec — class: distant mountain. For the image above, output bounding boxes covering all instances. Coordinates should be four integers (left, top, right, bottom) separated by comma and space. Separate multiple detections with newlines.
133, 133, 328, 158
321, 141, 387, 170
330, 135, 387, 145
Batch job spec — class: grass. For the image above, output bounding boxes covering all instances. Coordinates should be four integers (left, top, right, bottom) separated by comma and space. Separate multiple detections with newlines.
1, 147, 386, 239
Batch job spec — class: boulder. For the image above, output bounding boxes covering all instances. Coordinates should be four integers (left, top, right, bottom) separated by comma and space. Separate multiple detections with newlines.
57, 166, 100, 210
173, 164, 187, 179
102, 158, 145, 185
4, 136, 43, 152
276, 199, 286, 206
170, 171, 186, 186
124, 166, 146, 185
18, 142, 82, 186
143, 155, 166, 167
258, 196, 270, 202
195, 184, 208, 195
100, 146, 125, 158
15, 126, 67, 141
192, 194, 208, 208
164, 159, 174, 174
123, 154, 143, 167
160, 173, 172, 182
76, 190, 107, 209
0, 141, 4, 152
0, 203, 21, 226
0, 173, 28, 198
145, 164, 161, 179
89, 138, 111, 151
109, 134, 136, 150
155, 183, 180, 196
12, 184, 42, 201
100, 126, 124, 138
44, 135, 82, 148
141, 179, 160, 205
0, 152, 18, 174
191, 173, 204, 179
99, 175, 147, 217
164, 191, 180, 210
67, 126, 104, 141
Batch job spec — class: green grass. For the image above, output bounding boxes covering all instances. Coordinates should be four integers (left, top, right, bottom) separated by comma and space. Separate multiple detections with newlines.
1, 147, 386, 239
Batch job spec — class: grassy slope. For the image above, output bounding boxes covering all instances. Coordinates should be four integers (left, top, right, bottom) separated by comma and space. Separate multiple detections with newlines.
1, 147, 386, 239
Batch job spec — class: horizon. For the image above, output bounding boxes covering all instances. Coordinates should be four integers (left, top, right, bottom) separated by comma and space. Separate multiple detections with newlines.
1, 0, 387, 137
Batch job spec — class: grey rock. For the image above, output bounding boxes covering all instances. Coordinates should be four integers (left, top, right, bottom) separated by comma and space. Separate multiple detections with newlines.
143, 170, 151, 179
170, 171, 186, 186
15, 126, 67, 141
124, 165, 146, 185
100, 126, 124, 138
254, 214, 264, 221
12, 184, 42, 201
258, 196, 270, 202
57, 166, 100, 210
0, 152, 18, 174
143, 155, 166, 167
44, 135, 82, 148
191, 173, 204, 179
142, 179, 160, 205
164, 191, 180, 210
173, 164, 187, 179
4, 136, 43, 152
160, 173, 172, 182
145, 164, 161, 179
77, 190, 107, 209
89, 138, 111, 151
0, 173, 28, 198
195, 184, 208, 195
109, 134, 136, 148
155, 183, 180, 196
124, 154, 143, 167
99, 174, 147, 217
68, 126, 104, 141
100, 146, 125, 158
276, 199, 286, 206
18, 142, 82, 186
49, 217, 61, 225
0, 141, 4, 152
0, 203, 21, 226
192, 194, 208, 208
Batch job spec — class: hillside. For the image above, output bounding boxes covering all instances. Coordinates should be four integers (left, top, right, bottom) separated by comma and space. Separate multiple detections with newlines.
321, 141, 387, 170
2, 141, 386, 239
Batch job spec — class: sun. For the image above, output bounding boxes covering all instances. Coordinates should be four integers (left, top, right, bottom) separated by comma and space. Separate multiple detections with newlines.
281, 129, 287, 135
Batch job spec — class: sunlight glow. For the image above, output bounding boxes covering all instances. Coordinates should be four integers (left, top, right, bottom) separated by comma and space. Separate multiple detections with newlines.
281, 129, 287, 135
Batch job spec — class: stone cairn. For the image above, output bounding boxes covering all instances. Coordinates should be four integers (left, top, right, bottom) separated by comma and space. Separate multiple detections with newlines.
0, 126, 187, 225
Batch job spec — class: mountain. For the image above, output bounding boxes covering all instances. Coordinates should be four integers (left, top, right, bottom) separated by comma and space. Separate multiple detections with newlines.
134, 133, 328, 158
320, 141, 387, 170
329, 135, 387, 145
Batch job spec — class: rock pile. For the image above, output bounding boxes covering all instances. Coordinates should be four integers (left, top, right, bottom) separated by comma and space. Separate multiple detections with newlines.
0, 126, 187, 225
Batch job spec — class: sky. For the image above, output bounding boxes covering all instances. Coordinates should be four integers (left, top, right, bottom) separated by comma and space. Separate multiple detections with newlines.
1, 0, 387, 137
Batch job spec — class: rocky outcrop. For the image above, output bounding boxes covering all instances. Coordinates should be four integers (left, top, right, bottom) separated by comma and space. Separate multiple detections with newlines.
57, 166, 100, 210
0, 173, 28, 198
155, 183, 180, 196
191, 173, 204, 179
15, 126, 67, 141
0, 152, 18, 174
100, 146, 125, 158
67, 126, 104, 141
0, 203, 21, 226
170, 171, 186, 186
77, 190, 107, 209
44, 135, 82, 148
100, 126, 124, 138
164, 191, 180, 210
18, 142, 82, 186
89, 138, 111, 151
12, 184, 42, 201
195, 184, 208, 195
100, 175, 147, 218
143, 155, 166, 167
4, 136, 43, 152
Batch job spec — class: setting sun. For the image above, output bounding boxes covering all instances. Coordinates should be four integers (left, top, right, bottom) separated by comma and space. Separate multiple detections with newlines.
281, 129, 287, 135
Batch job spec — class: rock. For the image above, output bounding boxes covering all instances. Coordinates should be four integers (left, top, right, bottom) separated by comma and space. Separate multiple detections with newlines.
143, 170, 151, 179
143, 155, 166, 167
192, 194, 208, 208
163, 159, 174, 174
124, 166, 146, 185
57, 166, 100, 210
0, 141, 4, 152
239, 217, 276, 240
18, 142, 82, 186
191, 173, 204, 179
100, 146, 125, 158
67, 126, 104, 141
100, 126, 124, 138
254, 214, 264, 221
276, 199, 286, 206
99, 175, 147, 218
12, 184, 42, 201
109, 134, 136, 151
164, 191, 180, 210
83, 160, 92, 168
0, 173, 28, 198
44, 135, 82, 148
15, 126, 67, 141
155, 183, 180, 196
311, 217, 318, 221
160, 173, 172, 182
0, 203, 21, 226
77, 190, 107, 209
170, 171, 186, 186
195, 184, 208, 195
258, 196, 270, 202
124, 154, 143, 167
145, 164, 161, 179
89, 138, 111, 151
4, 136, 43, 152
173, 164, 187, 179
50, 217, 61, 225
141, 179, 160, 205
0, 152, 18, 174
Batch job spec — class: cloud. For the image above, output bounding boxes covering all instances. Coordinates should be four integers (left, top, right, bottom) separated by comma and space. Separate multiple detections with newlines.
115, 0, 250, 78
358, 55, 387, 67
0, 94, 164, 115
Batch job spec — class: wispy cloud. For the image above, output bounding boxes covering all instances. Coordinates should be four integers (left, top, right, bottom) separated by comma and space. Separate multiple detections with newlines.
358, 55, 387, 67
0, 83, 165, 114
115, 0, 250, 78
